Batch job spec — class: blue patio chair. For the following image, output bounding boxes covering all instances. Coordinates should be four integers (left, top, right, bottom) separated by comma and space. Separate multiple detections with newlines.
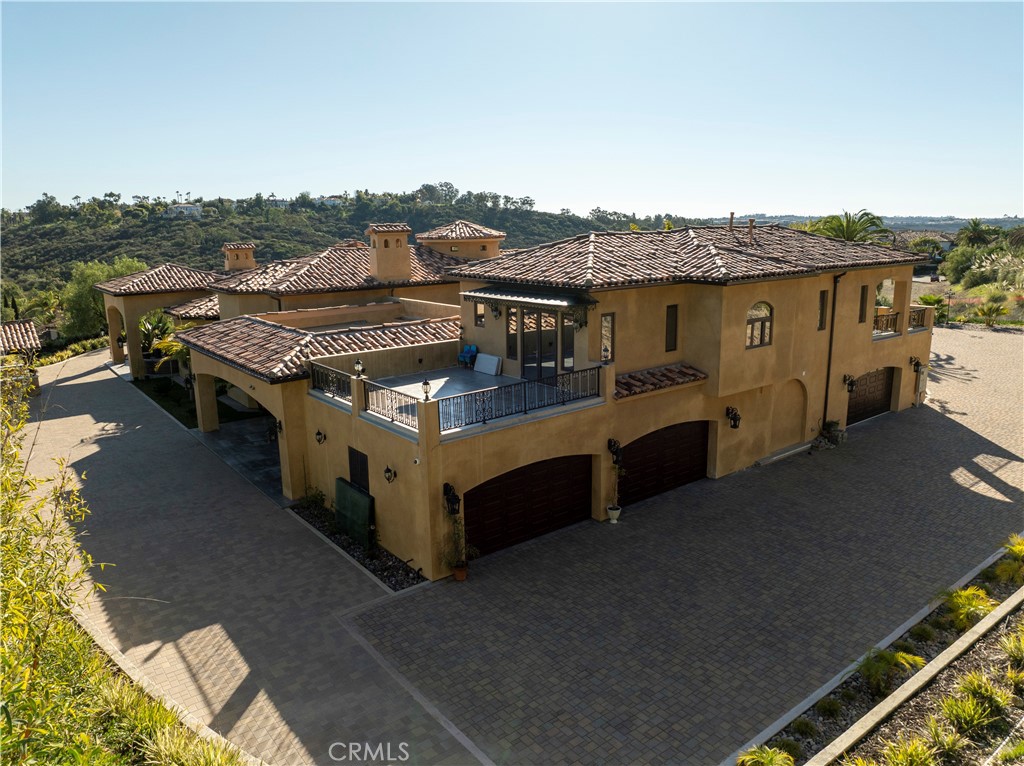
457, 344, 478, 367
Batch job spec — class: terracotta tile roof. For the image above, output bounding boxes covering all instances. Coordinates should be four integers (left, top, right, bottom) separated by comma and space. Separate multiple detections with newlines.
450, 227, 928, 289
1, 319, 41, 354
614, 363, 708, 400
366, 223, 412, 234
222, 242, 256, 250
208, 244, 461, 295
177, 315, 460, 383
94, 263, 221, 296
416, 220, 506, 240
165, 294, 220, 321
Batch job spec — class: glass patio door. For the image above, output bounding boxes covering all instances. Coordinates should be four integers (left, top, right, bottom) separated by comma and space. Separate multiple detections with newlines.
522, 310, 558, 381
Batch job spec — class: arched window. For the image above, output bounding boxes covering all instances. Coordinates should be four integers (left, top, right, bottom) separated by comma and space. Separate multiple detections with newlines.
746, 302, 773, 348
384, 238, 390, 248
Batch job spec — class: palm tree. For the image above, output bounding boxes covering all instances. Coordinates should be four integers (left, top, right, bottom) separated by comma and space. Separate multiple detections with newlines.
957, 218, 994, 246
152, 325, 194, 371
917, 294, 947, 324
974, 302, 1008, 327
811, 210, 893, 245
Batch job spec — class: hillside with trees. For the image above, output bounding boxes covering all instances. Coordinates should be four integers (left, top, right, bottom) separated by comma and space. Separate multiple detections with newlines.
1, 184, 706, 294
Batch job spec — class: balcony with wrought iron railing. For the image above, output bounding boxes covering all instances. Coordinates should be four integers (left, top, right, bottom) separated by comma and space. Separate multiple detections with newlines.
311, 360, 604, 435
872, 310, 900, 336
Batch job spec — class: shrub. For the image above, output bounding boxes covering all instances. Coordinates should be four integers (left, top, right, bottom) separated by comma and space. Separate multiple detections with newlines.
1002, 632, 1024, 669
771, 738, 803, 761
944, 586, 997, 631
975, 302, 1009, 327
892, 640, 918, 654
35, 335, 109, 367
814, 697, 842, 719
957, 670, 1011, 713
840, 759, 879, 766
942, 694, 998, 737
994, 534, 1024, 585
1005, 667, 1024, 693
858, 648, 926, 696
790, 717, 818, 738
909, 624, 937, 643
736, 745, 795, 766
924, 716, 968, 759
881, 735, 936, 766
998, 738, 1024, 762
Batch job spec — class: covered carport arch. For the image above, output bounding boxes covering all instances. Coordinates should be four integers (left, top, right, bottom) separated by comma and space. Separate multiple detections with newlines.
94, 264, 219, 380
188, 350, 309, 500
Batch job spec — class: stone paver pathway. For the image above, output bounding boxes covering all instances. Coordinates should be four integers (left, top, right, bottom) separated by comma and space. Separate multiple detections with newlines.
26, 327, 1023, 765
28, 352, 477, 765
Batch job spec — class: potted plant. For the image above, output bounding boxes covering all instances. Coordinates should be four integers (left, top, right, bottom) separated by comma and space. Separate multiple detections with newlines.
441, 515, 479, 581
822, 419, 847, 446
607, 464, 625, 523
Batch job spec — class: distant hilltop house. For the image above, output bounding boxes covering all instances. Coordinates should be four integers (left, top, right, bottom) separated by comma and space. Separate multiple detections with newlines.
893, 230, 956, 253
95, 217, 935, 581
316, 196, 347, 207
163, 203, 203, 220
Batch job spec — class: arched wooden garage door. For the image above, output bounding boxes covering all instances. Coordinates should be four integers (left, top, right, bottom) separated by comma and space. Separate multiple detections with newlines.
847, 367, 895, 425
619, 421, 709, 507
464, 455, 592, 557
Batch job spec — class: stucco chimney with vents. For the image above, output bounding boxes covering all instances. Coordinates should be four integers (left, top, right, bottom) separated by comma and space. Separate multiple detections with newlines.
222, 242, 257, 271
729, 212, 735, 231
366, 223, 413, 282
748, 218, 755, 244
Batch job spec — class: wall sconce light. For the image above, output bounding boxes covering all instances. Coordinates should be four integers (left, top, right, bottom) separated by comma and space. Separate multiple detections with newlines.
116, 335, 126, 350
384, 465, 397, 483
353, 359, 364, 378
490, 304, 502, 319
184, 376, 194, 392
422, 379, 431, 401
443, 482, 461, 515
909, 356, 922, 373
607, 438, 623, 465
276, 420, 283, 434
725, 406, 741, 429
842, 374, 858, 393
315, 430, 327, 444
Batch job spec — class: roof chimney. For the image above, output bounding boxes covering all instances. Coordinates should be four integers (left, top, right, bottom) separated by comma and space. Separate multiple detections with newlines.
222, 242, 257, 271
747, 218, 755, 244
729, 212, 735, 231
365, 223, 413, 282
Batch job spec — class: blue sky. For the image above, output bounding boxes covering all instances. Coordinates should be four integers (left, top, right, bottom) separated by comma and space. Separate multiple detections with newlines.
2, 2, 1022, 218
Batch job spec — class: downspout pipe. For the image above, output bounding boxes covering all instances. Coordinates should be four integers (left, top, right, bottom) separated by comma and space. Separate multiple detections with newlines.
822, 271, 847, 431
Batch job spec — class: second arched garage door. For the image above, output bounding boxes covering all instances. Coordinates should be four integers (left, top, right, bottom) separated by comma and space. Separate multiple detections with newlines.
464, 455, 592, 557
619, 421, 709, 506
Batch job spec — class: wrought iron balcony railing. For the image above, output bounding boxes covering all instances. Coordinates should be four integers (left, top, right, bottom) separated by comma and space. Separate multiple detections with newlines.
436, 367, 601, 432
363, 380, 420, 429
310, 362, 352, 401
908, 307, 926, 329
872, 312, 900, 335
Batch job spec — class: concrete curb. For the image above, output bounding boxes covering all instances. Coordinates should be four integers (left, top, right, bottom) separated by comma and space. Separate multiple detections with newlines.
808, 584, 1024, 765
72, 604, 267, 766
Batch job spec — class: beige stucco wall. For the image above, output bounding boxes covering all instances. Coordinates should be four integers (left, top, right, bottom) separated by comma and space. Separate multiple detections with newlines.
185, 263, 934, 582
418, 237, 503, 261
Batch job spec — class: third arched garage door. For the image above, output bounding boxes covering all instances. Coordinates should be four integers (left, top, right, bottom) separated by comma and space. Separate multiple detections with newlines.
464, 455, 592, 557
847, 367, 895, 425
619, 421, 709, 506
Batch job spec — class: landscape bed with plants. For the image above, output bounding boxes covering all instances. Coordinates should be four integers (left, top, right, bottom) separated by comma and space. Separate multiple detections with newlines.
291, 490, 426, 591
737, 538, 1024, 766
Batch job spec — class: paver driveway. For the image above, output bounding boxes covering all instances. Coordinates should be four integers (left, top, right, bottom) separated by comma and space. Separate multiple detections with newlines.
27, 326, 1023, 766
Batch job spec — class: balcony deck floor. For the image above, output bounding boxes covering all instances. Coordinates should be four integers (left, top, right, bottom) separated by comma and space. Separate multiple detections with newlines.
374, 366, 522, 400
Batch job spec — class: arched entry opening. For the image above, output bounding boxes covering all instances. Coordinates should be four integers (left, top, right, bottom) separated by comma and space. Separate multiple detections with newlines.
618, 421, 709, 507
847, 367, 895, 425
464, 455, 592, 557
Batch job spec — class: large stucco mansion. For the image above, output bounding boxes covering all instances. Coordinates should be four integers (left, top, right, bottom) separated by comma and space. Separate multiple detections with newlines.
96, 218, 934, 580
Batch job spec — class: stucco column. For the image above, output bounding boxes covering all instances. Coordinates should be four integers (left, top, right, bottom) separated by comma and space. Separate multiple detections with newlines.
893, 279, 912, 334
277, 390, 308, 501
124, 313, 145, 380
106, 304, 125, 364
194, 374, 220, 433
